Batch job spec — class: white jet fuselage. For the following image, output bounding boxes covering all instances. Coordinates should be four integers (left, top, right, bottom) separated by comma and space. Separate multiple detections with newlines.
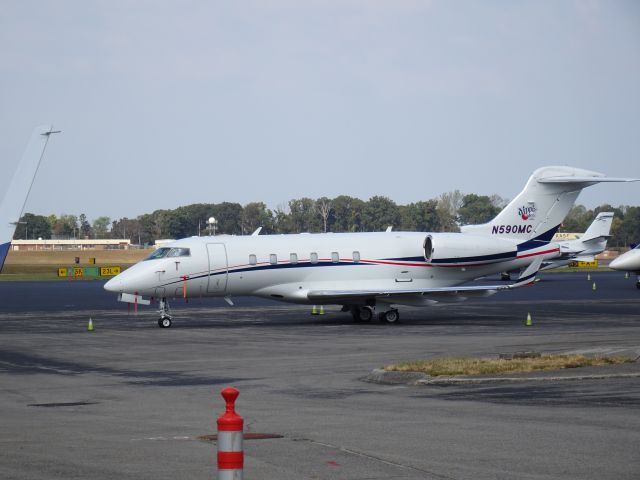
105, 231, 558, 306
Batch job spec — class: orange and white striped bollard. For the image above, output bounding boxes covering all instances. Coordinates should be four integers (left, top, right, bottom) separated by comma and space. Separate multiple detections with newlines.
217, 387, 243, 479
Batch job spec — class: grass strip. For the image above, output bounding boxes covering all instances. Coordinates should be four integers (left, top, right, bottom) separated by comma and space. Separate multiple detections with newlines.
385, 354, 632, 377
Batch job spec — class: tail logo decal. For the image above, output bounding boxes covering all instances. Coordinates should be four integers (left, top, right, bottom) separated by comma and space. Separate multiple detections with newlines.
518, 205, 536, 221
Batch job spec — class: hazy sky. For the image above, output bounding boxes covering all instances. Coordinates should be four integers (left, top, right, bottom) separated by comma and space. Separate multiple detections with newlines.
1, 1, 639, 223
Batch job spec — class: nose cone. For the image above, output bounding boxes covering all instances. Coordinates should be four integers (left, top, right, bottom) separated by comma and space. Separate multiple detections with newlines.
609, 250, 640, 271
104, 276, 123, 293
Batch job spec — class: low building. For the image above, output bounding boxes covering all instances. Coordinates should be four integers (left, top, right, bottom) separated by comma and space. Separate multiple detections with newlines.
11, 239, 131, 251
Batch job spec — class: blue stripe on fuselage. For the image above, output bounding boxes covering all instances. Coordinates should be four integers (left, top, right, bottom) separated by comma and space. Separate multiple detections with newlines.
159, 260, 371, 287
431, 251, 517, 264
517, 225, 560, 252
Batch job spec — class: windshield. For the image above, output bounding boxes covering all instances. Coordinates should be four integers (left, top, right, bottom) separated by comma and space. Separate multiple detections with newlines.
166, 247, 191, 258
144, 248, 171, 260
144, 247, 191, 260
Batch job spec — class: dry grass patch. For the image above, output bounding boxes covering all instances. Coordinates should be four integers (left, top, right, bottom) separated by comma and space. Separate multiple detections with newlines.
385, 354, 632, 377
4, 249, 151, 266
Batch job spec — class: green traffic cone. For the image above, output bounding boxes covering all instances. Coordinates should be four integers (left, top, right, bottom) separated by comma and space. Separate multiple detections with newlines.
592, 281, 597, 291
319, 305, 325, 315
311, 305, 318, 315
88, 318, 94, 332
525, 312, 532, 327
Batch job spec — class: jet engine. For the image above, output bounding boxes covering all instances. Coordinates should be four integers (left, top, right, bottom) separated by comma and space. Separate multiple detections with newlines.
424, 233, 518, 264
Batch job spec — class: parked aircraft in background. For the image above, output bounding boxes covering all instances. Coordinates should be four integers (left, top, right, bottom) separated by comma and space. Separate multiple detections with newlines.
497, 212, 614, 279
0, 125, 59, 272
544, 212, 614, 270
105, 166, 637, 327
609, 244, 640, 289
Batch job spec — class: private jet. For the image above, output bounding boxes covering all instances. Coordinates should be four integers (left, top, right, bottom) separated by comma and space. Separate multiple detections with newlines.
105, 166, 637, 327
609, 244, 640, 289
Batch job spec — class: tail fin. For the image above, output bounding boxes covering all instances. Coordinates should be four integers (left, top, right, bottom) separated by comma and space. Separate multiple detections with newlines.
461, 166, 636, 246
580, 212, 613, 242
0, 125, 60, 271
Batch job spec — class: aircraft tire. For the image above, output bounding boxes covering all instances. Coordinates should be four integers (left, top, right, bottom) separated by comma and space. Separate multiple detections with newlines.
158, 317, 172, 328
381, 309, 400, 324
500, 273, 511, 281
357, 306, 374, 322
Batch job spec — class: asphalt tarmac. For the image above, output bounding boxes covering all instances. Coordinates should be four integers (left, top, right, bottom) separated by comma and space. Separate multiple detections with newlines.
0, 271, 639, 479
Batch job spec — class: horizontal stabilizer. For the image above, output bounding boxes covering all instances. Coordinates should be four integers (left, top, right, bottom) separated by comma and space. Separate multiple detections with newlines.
538, 176, 638, 183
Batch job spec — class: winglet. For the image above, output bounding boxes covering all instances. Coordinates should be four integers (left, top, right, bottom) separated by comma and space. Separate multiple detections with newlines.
251, 227, 262, 236
509, 256, 543, 288
0, 125, 59, 272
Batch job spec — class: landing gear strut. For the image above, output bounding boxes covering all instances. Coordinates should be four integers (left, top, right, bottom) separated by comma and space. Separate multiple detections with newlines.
158, 297, 172, 328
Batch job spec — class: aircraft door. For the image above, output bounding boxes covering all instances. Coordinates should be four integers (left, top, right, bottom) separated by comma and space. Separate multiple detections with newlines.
207, 243, 228, 293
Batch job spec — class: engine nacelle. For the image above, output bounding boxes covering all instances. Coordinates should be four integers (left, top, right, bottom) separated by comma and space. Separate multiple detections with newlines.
424, 233, 517, 265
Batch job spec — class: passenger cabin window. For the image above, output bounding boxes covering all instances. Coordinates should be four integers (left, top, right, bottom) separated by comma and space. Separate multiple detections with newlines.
353, 251, 360, 263
166, 247, 191, 258
270, 254, 277, 265
249, 254, 257, 265
144, 247, 171, 260
310, 252, 318, 264
290, 253, 298, 264
331, 252, 339, 263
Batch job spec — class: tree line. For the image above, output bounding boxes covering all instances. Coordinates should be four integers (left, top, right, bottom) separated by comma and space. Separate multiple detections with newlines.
13, 193, 640, 249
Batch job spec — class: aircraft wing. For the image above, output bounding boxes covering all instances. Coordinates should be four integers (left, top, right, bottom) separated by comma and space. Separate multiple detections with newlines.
308, 257, 542, 303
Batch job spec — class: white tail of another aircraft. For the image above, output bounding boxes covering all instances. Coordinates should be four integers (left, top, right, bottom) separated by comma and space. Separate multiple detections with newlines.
461, 166, 635, 248
580, 211, 614, 242
0, 125, 59, 271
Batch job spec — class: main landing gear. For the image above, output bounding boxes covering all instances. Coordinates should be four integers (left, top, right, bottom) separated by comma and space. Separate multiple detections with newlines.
350, 306, 400, 324
158, 297, 172, 328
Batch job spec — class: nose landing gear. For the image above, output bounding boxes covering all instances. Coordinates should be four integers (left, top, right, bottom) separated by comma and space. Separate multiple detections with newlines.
158, 297, 172, 328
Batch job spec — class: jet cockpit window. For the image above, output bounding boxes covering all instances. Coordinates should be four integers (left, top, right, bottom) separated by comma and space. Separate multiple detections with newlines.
166, 247, 191, 258
144, 248, 171, 260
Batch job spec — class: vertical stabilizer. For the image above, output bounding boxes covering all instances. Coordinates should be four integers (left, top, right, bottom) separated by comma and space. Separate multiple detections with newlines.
461, 166, 636, 247
580, 212, 614, 242
0, 125, 59, 271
